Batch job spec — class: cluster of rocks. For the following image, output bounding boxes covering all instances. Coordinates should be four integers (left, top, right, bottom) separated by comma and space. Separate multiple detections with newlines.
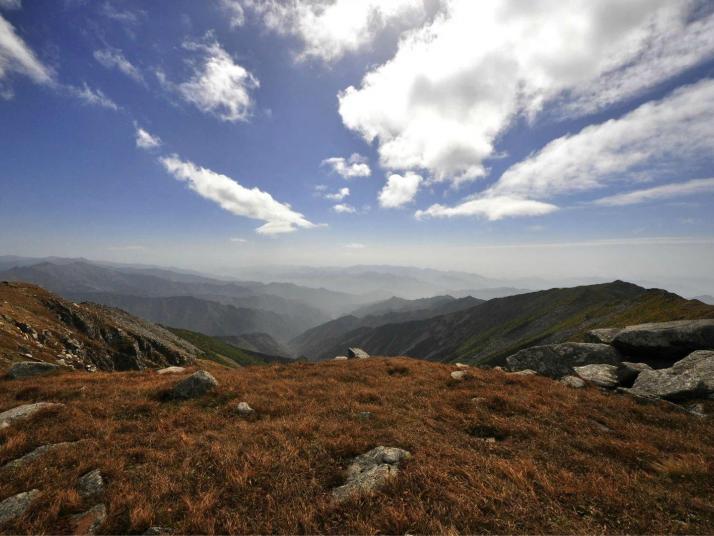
334, 347, 370, 360
332, 446, 411, 501
504, 319, 714, 407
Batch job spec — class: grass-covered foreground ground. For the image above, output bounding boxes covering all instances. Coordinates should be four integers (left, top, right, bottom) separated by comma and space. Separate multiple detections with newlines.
1, 358, 713, 534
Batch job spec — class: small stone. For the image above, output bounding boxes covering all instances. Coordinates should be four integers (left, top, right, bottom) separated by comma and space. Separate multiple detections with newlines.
157, 366, 186, 375
483, 437, 497, 443
561, 375, 586, 389
333, 356, 348, 361
451, 370, 468, 381
347, 348, 370, 359
235, 402, 255, 417
77, 469, 104, 499
0, 489, 40, 525
171, 370, 218, 399
511, 369, 538, 376
357, 411, 373, 420
143, 527, 173, 535
71, 504, 107, 535
455, 363, 470, 369
0, 402, 64, 429
8, 361, 59, 379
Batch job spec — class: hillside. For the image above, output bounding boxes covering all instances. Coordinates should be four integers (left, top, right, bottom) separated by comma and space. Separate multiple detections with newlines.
218, 332, 293, 358
0, 282, 198, 371
1, 358, 713, 534
350, 295, 456, 317
167, 328, 292, 367
291, 296, 483, 359
314, 281, 714, 363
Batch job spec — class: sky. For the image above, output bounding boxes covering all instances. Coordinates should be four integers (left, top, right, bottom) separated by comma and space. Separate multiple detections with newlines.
1, 0, 714, 280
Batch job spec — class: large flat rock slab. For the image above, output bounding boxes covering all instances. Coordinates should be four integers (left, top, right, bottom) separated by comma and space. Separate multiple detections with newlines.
0, 402, 64, 429
506, 343, 622, 378
612, 319, 714, 364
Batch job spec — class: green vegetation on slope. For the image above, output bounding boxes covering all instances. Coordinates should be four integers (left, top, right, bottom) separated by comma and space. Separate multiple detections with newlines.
167, 327, 274, 367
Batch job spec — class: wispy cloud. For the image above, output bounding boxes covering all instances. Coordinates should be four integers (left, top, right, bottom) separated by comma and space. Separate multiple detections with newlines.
416, 196, 557, 222
94, 48, 143, 83
321, 187, 350, 201
332, 203, 356, 214
159, 154, 317, 235
594, 178, 714, 207
0, 12, 53, 97
229, 237, 248, 243
321, 153, 370, 179
67, 83, 118, 110
219, 0, 245, 28
134, 124, 161, 150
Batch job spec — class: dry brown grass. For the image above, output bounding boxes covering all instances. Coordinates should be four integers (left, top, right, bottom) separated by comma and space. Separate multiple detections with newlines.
1, 358, 714, 535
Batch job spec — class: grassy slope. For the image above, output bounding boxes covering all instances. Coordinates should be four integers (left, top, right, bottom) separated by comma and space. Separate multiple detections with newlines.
166, 327, 272, 367
1, 358, 713, 534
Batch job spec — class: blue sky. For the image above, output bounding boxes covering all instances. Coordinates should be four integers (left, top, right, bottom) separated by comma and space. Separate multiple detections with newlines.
1, 0, 714, 279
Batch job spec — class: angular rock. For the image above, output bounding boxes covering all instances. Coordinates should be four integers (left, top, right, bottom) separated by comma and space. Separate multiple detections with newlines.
506, 343, 622, 378
347, 348, 370, 359
0, 489, 40, 526
8, 361, 60, 379
612, 319, 714, 364
0, 402, 64, 429
585, 328, 621, 345
332, 446, 410, 501
561, 375, 586, 389
2, 442, 76, 471
455, 363, 470, 369
157, 366, 186, 375
627, 350, 714, 401
235, 402, 255, 417
333, 356, 348, 361
71, 504, 106, 535
619, 362, 653, 385
511, 369, 538, 376
573, 364, 622, 388
77, 469, 105, 499
171, 370, 218, 399
450, 370, 468, 381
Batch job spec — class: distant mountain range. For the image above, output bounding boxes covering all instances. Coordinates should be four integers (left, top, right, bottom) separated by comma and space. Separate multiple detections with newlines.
305, 281, 714, 363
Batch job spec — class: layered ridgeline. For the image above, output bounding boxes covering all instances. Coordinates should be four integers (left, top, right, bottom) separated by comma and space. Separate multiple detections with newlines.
304, 281, 714, 363
0, 282, 287, 371
290, 296, 483, 359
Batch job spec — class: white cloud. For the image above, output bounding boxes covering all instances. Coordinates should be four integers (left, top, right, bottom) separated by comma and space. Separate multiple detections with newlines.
244, 0, 428, 62
489, 80, 714, 200
338, 0, 714, 187
344, 242, 366, 249
594, 178, 714, 207
100, 3, 143, 26
0, 0, 21, 10
135, 125, 161, 150
332, 203, 356, 214
378, 172, 422, 208
415, 196, 558, 221
166, 37, 259, 123
321, 153, 370, 179
94, 48, 143, 83
68, 83, 118, 110
219, 0, 245, 28
0, 13, 53, 96
159, 154, 317, 235
323, 187, 350, 201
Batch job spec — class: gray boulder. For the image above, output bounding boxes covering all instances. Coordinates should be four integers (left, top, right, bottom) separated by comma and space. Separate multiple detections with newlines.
585, 328, 621, 344
574, 364, 623, 388
2, 442, 77, 471
511, 369, 538, 376
627, 350, 714, 400
450, 370, 468, 381
8, 361, 59, 379
506, 343, 622, 378
561, 375, 586, 389
71, 504, 106, 535
77, 469, 105, 499
347, 348, 370, 359
0, 402, 64, 429
172, 370, 218, 399
0, 489, 40, 526
332, 446, 410, 501
235, 402, 255, 417
619, 362, 653, 385
612, 319, 714, 363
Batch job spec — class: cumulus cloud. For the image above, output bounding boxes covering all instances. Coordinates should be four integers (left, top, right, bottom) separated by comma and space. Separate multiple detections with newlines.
321, 153, 370, 179
243, 0, 428, 62
378, 172, 422, 208
219, 0, 245, 28
94, 48, 143, 83
332, 203, 357, 214
323, 187, 350, 201
489, 79, 714, 200
159, 154, 317, 235
338, 0, 714, 188
164, 37, 259, 123
135, 124, 161, 150
0, 13, 53, 96
415, 196, 558, 221
67, 83, 118, 110
594, 178, 714, 207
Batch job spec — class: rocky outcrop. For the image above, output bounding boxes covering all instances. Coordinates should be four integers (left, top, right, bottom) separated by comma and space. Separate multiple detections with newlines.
0, 402, 64, 429
506, 343, 622, 378
77, 470, 105, 499
626, 350, 714, 400
0, 489, 39, 526
574, 364, 624, 388
8, 361, 60, 379
585, 328, 621, 344
332, 446, 410, 501
172, 370, 218, 399
561, 375, 585, 388
347, 348, 369, 359
611, 319, 714, 365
